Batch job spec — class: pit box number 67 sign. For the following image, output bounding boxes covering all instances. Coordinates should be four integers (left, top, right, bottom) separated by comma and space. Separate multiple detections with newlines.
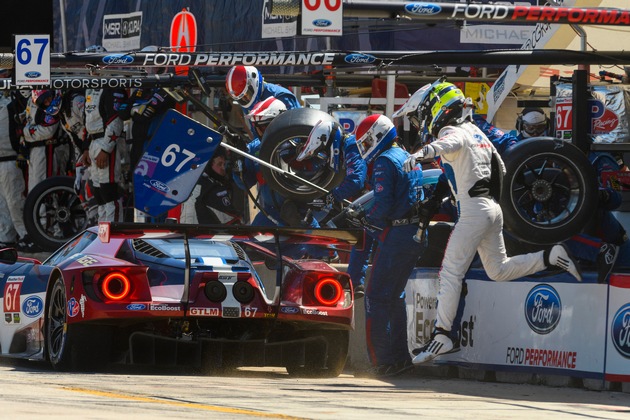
14, 34, 51, 86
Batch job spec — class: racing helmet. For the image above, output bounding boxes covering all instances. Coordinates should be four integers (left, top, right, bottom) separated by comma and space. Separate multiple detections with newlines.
392, 83, 431, 129
85, 44, 107, 53
516, 107, 549, 138
245, 97, 287, 128
418, 79, 466, 136
296, 119, 344, 171
31, 89, 62, 115
355, 114, 397, 164
225, 65, 263, 109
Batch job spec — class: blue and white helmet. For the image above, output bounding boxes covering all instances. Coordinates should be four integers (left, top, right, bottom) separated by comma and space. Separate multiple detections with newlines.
392, 83, 431, 128
297, 119, 344, 171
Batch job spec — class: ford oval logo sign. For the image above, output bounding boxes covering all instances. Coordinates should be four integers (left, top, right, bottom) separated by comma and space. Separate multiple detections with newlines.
313, 19, 332, 27
102, 54, 134, 65
126, 303, 147, 311
524, 284, 561, 334
22, 296, 44, 318
24, 71, 41, 78
405, 3, 442, 15
150, 179, 170, 193
280, 306, 300, 314
611, 303, 630, 358
344, 53, 377, 65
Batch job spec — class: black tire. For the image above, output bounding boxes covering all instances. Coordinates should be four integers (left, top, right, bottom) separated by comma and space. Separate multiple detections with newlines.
259, 108, 345, 203
285, 330, 349, 378
46, 276, 111, 371
500, 138, 598, 245
24, 176, 88, 252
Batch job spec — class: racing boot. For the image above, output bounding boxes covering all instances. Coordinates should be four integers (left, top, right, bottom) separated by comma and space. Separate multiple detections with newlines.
546, 243, 582, 282
597, 243, 619, 284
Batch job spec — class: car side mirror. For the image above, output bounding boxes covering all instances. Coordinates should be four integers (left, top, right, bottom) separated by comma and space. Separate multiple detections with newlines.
265, 256, 280, 271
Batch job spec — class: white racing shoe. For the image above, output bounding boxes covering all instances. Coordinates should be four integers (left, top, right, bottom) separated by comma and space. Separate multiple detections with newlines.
412, 329, 457, 365
548, 243, 583, 282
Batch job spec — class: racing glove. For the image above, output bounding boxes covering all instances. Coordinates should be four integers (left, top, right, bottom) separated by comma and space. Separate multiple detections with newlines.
412, 198, 441, 243
74, 160, 86, 195
403, 145, 436, 172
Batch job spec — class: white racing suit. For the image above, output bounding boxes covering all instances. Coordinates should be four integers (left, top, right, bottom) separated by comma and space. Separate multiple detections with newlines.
427, 122, 547, 332
85, 89, 127, 222
22, 98, 62, 193
0, 95, 27, 243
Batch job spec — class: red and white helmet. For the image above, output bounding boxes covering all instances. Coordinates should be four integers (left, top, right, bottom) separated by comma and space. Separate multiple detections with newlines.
245, 97, 286, 126
355, 114, 397, 164
225, 65, 263, 109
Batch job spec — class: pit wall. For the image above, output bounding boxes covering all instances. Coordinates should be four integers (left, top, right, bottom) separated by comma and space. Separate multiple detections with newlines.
344, 264, 630, 393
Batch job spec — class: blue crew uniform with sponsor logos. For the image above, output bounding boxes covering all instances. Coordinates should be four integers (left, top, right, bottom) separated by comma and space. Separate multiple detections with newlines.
364, 145, 425, 367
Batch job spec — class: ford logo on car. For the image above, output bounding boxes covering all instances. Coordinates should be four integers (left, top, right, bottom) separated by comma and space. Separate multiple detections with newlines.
313, 19, 332, 27
524, 284, 561, 334
150, 179, 170, 193
102, 54, 134, 65
280, 306, 300, 314
126, 303, 147, 311
404, 3, 442, 15
22, 296, 44, 318
611, 303, 630, 358
24, 71, 41, 78
344, 53, 377, 65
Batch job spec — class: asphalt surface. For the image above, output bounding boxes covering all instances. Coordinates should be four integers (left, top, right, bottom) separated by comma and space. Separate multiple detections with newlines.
1, 361, 629, 419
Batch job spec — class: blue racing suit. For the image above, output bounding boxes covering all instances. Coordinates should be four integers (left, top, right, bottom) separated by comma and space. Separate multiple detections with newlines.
330, 135, 371, 289
364, 145, 425, 367
234, 83, 329, 259
566, 152, 629, 266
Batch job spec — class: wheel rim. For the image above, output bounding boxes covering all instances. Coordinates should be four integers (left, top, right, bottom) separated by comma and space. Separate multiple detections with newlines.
508, 153, 584, 230
47, 281, 67, 363
33, 185, 88, 246
267, 136, 338, 196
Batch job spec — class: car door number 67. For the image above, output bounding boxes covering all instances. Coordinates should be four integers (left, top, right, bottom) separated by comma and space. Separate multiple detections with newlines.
161, 144, 196, 172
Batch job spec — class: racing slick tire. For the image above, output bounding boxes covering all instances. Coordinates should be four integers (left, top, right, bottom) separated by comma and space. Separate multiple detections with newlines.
46, 276, 112, 371
500, 137, 598, 245
285, 330, 349, 378
24, 176, 89, 252
259, 108, 345, 203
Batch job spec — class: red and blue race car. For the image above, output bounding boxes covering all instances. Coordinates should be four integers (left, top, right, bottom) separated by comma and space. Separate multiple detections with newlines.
0, 222, 363, 377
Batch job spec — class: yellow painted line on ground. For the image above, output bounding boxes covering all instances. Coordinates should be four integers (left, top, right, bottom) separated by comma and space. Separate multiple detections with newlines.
62, 386, 304, 419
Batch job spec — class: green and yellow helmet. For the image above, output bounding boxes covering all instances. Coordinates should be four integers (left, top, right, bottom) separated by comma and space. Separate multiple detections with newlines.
418, 79, 466, 136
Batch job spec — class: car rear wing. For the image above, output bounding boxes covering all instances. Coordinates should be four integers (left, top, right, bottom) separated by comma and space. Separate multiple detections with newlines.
97, 222, 365, 305
97, 222, 365, 248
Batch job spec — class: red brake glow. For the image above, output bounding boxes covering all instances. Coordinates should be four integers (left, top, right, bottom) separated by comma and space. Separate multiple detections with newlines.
101, 272, 131, 300
314, 278, 343, 306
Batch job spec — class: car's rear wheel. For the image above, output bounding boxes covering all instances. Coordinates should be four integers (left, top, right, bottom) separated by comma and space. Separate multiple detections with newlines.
46, 277, 111, 371
259, 108, 344, 203
500, 138, 598, 245
285, 330, 349, 378
24, 176, 89, 252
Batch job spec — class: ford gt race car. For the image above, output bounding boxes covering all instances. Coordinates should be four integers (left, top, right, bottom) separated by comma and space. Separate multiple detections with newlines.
0, 222, 363, 377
